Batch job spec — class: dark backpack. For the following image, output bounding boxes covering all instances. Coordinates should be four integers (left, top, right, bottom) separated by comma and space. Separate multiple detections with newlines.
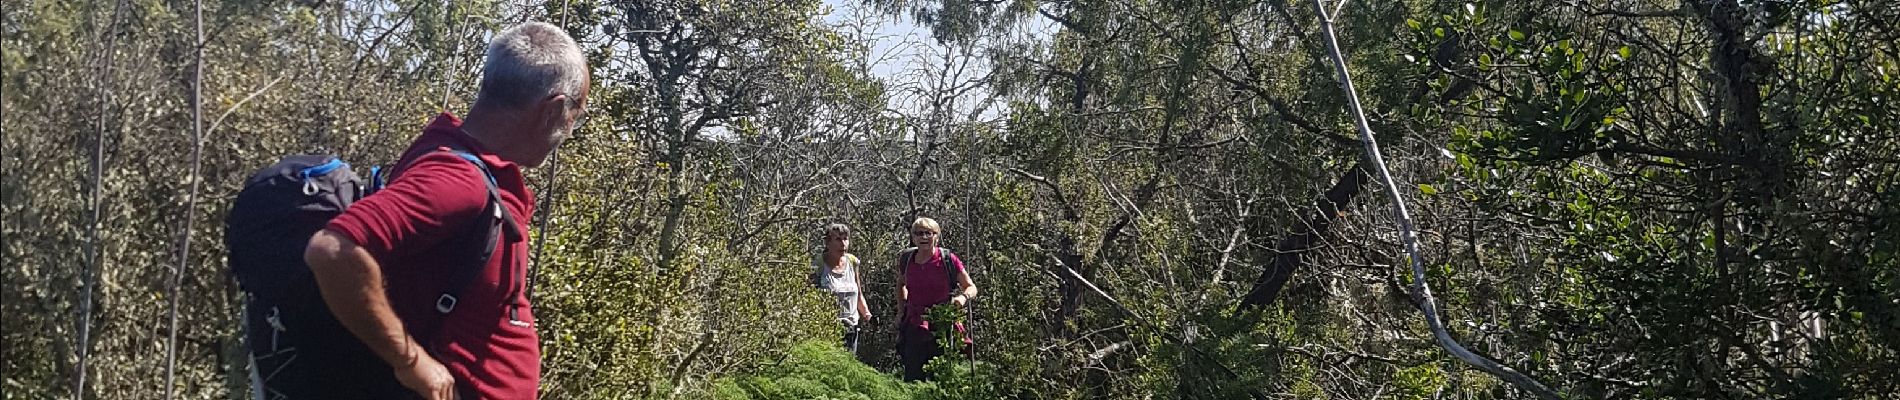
225, 149, 514, 399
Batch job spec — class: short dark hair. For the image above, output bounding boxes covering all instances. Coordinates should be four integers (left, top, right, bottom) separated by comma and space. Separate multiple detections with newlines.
824, 223, 850, 239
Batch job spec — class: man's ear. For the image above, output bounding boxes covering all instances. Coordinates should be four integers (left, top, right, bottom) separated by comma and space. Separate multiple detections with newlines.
541, 94, 570, 124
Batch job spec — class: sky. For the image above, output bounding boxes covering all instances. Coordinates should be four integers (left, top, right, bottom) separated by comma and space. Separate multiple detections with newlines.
818, 0, 936, 85
816, 0, 1058, 119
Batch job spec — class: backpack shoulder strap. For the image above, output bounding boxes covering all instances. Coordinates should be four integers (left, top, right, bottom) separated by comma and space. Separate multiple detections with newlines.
896, 247, 917, 275
940, 247, 959, 287
894, 247, 916, 334
432, 148, 524, 316
810, 254, 829, 290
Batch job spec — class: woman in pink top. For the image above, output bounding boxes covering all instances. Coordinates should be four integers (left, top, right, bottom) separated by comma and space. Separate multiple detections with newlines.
896, 217, 978, 381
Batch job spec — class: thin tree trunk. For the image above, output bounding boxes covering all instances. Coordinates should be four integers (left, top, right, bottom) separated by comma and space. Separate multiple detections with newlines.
1048, 55, 1093, 338
652, 60, 690, 275
656, 145, 690, 274
1235, 162, 1368, 311
164, 0, 207, 397
77, 0, 130, 396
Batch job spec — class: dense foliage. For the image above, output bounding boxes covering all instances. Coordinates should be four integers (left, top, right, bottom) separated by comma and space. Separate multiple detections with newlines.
5, 0, 1897, 398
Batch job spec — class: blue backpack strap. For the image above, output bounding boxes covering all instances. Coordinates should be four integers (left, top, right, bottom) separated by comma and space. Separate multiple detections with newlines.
369, 165, 385, 192
431, 148, 525, 322
442, 149, 520, 245
446, 151, 500, 190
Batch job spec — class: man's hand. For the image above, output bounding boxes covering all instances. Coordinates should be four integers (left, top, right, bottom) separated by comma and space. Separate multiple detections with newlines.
396, 351, 457, 400
951, 294, 968, 308
306, 230, 454, 399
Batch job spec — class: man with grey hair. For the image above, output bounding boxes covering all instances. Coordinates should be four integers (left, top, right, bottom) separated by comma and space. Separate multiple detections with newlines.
301, 22, 588, 400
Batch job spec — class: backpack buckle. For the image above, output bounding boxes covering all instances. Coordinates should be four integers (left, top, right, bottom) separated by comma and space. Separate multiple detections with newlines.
506, 305, 530, 327
435, 294, 458, 314
266, 306, 287, 332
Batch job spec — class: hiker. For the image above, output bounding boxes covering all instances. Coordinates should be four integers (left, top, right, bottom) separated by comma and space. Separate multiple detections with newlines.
809, 223, 872, 354
895, 217, 978, 381
300, 22, 589, 400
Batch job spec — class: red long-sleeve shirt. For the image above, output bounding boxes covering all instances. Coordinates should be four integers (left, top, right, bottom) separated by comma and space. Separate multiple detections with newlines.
326, 113, 540, 399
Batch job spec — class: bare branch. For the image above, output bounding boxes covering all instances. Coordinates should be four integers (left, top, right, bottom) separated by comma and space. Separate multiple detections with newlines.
206, 75, 289, 138
1007, 167, 1081, 221
1310, 1, 1561, 398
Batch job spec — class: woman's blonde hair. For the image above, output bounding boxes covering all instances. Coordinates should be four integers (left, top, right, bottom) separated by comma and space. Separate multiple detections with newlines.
911, 217, 941, 234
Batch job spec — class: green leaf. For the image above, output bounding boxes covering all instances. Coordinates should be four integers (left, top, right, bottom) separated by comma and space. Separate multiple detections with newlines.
1508, 29, 1525, 41
1406, 18, 1422, 30
1434, 27, 1446, 38
1419, 184, 1439, 195
1617, 45, 1632, 60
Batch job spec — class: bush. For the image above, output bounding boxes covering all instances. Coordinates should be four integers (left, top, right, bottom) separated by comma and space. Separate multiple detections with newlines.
712, 341, 916, 400
915, 356, 1002, 399
710, 339, 1013, 400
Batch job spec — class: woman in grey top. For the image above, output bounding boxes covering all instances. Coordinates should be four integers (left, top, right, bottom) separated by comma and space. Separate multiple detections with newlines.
811, 223, 872, 353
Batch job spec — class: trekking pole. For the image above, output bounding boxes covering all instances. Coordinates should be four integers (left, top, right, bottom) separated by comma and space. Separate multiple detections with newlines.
965, 300, 975, 372
436, 0, 459, 110
527, 0, 575, 306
